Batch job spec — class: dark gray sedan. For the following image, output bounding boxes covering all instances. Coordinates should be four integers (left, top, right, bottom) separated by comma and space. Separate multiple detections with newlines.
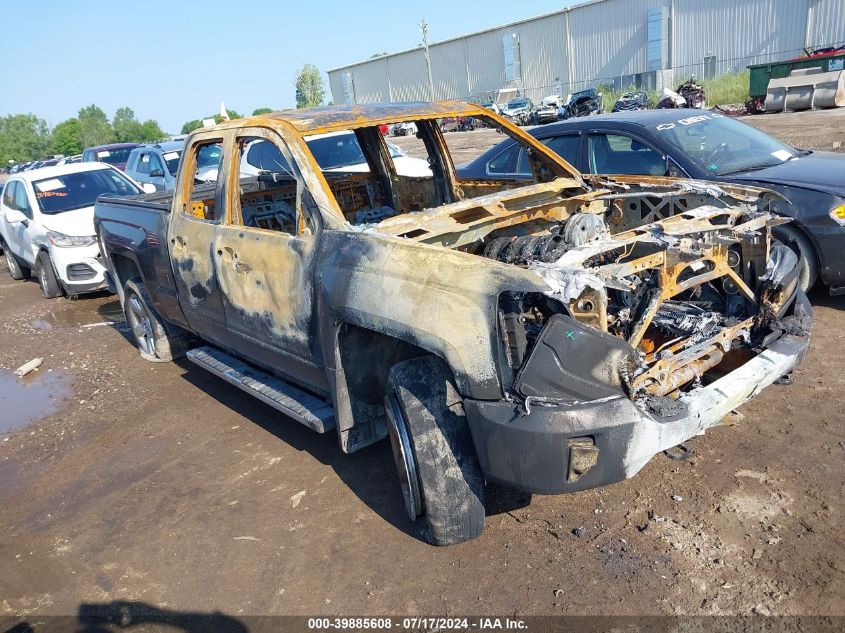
462, 110, 845, 294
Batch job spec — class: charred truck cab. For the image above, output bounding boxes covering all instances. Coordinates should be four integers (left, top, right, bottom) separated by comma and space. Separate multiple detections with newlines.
94, 101, 811, 546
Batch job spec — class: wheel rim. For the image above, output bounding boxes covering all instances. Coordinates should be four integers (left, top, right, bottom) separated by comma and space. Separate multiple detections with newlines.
127, 293, 155, 356
5, 250, 18, 275
385, 394, 423, 520
39, 265, 48, 290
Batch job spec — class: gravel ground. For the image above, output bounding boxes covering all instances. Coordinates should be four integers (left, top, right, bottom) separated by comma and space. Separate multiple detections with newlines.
0, 108, 843, 625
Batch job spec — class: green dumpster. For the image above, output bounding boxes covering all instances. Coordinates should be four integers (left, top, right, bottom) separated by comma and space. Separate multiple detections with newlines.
747, 52, 845, 111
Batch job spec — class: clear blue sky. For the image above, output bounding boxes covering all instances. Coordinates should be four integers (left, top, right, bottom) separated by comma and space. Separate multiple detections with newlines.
1, 0, 577, 133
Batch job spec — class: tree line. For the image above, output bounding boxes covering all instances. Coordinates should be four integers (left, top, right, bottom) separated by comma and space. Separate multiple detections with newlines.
0, 105, 165, 165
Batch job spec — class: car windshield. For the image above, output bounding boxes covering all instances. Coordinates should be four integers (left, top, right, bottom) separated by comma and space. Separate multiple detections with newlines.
305, 133, 367, 170
161, 149, 182, 175
96, 147, 134, 165
507, 99, 528, 109
33, 168, 142, 214
655, 114, 798, 176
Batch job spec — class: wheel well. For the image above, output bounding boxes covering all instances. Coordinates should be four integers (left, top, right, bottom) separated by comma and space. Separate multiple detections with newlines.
334, 322, 431, 453
773, 221, 820, 270
110, 253, 141, 289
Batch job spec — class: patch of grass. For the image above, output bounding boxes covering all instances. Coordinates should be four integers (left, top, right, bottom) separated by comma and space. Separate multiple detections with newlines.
682, 71, 750, 106
595, 71, 750, 111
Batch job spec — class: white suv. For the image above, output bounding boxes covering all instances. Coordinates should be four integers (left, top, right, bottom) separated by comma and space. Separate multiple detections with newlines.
0, 163, 152, 298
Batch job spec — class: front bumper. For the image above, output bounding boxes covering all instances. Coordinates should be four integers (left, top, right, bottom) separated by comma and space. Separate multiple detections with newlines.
464, 292, 812, 495
50, 244, 109, 295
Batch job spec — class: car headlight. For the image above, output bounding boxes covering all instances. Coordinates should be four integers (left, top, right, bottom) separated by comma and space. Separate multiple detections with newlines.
47, 231, 96, 247
830, 204, 845, 226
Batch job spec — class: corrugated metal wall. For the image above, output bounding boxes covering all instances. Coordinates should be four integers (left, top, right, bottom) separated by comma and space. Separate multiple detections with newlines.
569, 0, 668, 88
327, 0, 845, 105
806, 0, 845, 49
673, 0, 808, 76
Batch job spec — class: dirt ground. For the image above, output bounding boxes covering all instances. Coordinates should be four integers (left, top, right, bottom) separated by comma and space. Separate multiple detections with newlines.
0, 109, 843, 624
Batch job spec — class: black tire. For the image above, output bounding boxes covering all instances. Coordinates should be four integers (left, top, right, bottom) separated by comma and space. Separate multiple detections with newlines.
772, 224, 818, 293
123, 278, 189, 362
36, 251, 63, 298
3, 245, 31, 280
385, 356, 485, 546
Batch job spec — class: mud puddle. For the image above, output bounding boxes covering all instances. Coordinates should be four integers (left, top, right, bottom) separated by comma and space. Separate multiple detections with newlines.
31, 297, 124, 331
0, 370, 73, 436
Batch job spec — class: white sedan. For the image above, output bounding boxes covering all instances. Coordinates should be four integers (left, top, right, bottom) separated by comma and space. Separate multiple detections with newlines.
0, 162, 152, 298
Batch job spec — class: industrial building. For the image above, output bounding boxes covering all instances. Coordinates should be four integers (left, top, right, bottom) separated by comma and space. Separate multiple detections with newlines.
327, 0, 845, 106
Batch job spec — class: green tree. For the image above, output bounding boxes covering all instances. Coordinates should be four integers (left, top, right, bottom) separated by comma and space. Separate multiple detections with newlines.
139, 120, 165, 142
180, 109, 242, 135
181, 119, 203, 134
51, 118, 83, 156
0, 114, 52, 164
295, 64, 325, 109
112, 107, 144, 142
78, 104, 113, 147
252, 107, 273, 115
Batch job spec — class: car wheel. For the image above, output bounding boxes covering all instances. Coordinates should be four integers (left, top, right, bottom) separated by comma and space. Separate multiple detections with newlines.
123, 278, 189, 362
36, 252, 63, 298
772, 225, 818, 293
385, 356, 485, 546
4, 246, 30, 280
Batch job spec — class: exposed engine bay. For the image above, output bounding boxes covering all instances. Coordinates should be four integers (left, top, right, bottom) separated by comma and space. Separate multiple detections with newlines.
374, 178, 804, 406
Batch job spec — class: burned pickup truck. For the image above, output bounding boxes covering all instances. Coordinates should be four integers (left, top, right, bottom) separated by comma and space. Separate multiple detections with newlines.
94, 101, 811, 545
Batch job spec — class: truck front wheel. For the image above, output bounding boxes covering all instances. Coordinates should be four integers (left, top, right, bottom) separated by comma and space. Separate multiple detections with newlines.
385, 356, 485, 546
123, 278, 188, 362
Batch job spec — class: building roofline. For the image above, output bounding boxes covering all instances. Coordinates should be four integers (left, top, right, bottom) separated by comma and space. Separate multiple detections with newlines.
326, 0, 609, 74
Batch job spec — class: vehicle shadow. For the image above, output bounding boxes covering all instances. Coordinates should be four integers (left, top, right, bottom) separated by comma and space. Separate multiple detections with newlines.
173, 359, 528, 543
174, 359, 420, 541
3, 601, 249, 633
809, 285, 844, 309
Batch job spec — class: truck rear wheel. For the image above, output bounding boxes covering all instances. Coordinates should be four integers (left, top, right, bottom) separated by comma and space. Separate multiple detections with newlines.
385, 356, 485, 546
123, 278, 188, 362
3, 246, 30, 281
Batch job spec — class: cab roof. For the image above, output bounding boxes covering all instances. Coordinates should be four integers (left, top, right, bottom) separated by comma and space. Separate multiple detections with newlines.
213, 101, 484, 135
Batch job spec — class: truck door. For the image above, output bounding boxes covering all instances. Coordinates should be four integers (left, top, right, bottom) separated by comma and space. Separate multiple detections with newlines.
213, 128, 327, 392
166, 131, 230, 343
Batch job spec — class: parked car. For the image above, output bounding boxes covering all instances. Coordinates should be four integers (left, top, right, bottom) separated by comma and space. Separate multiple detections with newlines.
392, 121, 417, 136
125, 141, 184, 192
533, 96, 562, 124
0, 163, 152, 297
95, 102, 809, 546
559, 88, 603, 119
56, 154, 83, 166
462, 110, 843, 294
82, 143, 140, 171
500, 97, 534, 125
612, 91, 650, 112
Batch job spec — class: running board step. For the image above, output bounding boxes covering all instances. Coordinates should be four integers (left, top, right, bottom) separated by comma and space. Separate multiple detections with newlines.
187, 346, 335, 433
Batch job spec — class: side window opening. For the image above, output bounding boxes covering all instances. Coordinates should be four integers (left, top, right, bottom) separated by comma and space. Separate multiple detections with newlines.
3, 181, 17, 209
542, 135, 580, 167
235, 135, 301, 236
137, 153, 150, 175
15, 183, 32, 219
588, 133, 665, 176
183, 139, 223, 221
149, 153, 164, 176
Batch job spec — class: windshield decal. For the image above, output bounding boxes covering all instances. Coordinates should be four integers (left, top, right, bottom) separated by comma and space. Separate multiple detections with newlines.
655, 113, 724, 131
35, 178, 66, 192
771, 149, 792, 162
